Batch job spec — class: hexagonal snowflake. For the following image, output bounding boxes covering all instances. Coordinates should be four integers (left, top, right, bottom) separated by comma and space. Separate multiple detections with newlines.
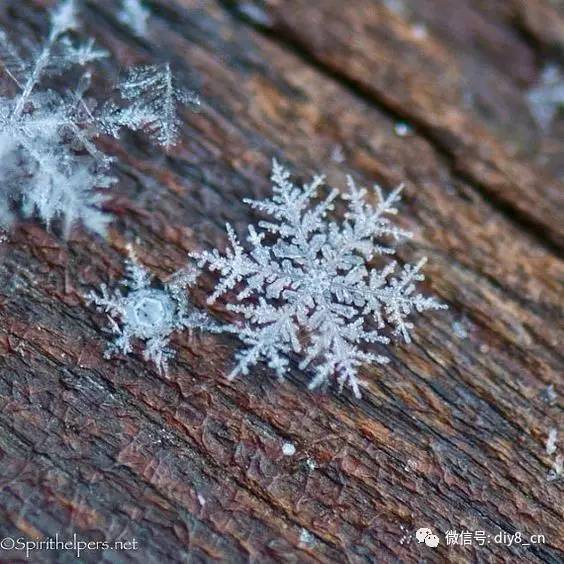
194, 159, 446, 397
88, 246, 215, 373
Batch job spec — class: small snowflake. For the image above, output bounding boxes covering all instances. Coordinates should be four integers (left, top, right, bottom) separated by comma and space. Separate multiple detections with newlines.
194, 159, 446, 397
282, 442, 296, 456
88, 246, 216, 374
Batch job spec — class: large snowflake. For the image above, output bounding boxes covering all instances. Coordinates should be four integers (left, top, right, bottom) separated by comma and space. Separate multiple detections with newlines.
194, 159, 446, 397
88, 247, 216, 374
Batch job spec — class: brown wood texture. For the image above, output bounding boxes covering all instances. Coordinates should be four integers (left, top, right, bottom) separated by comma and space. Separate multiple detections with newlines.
0, 0, 563, 562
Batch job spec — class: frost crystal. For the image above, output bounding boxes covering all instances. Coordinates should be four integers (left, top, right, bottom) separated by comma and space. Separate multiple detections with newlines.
107, 64, 201, 149
299, 528, 315, 546
194, 159, 446, 397
118, 0, 150, 37
546, 428, 557, 456
0, 0, 198, 236
0, 0, 109, 236
527, 64, 564, 130
88, 247, 216, 374
543, 384, 557, 404
282, 442, 296, 456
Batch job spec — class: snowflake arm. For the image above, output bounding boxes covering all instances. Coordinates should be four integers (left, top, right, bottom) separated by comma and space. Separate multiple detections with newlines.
300, 305, 390, 396
378, 257, 447, 343
88, 283, 125, 318
228, 320, 294, 381
143, 334, 174, 375
112, 63, 200, 148
193, 223, 259, 303
12, 0, 78, 120
0, 30, 28, 88
338, 176, 412, 259
123, 245, 153, 291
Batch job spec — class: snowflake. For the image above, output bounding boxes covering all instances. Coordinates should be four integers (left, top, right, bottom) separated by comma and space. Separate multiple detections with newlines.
0, 0, 198, 237
194, 159, 446, 397
88, 246, 217, 374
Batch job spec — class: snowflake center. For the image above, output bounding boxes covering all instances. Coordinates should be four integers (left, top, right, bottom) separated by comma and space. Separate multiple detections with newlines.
125, 290, 175, 337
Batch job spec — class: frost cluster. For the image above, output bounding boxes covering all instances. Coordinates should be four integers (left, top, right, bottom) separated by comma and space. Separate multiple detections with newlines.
88, 247, 217, 374
0, 0, 197, 237
194, 160, 446, 397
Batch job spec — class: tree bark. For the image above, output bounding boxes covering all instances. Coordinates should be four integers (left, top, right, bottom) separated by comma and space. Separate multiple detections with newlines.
0, 0, 562, 562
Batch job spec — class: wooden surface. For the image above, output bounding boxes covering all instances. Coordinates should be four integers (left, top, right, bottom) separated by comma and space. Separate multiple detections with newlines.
0, 0, 563, 562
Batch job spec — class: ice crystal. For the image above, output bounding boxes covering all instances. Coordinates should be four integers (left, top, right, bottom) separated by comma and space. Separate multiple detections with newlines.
0, 0, 198, 236
543, 384, 557, 404
452, 320, 468, 339
547, 455, 563, 482
299, 528, 315, 546
394, 122, 413, 137
107, 64, 201, 149
118, 0, 150, 37
546, 428, 558, 456
88, 247, 216, 374
527, 64, 564, 130
330, 144, 345, 163
0, 0, 109, 235
194, 159, 446, 397
282, 442, 296, 456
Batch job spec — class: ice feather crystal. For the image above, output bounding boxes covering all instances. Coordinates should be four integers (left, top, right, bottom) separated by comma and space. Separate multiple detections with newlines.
106, 64, 201, 149
194, 160, 446, 397
88, 247, 217, 374
0, 0, 198, 237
